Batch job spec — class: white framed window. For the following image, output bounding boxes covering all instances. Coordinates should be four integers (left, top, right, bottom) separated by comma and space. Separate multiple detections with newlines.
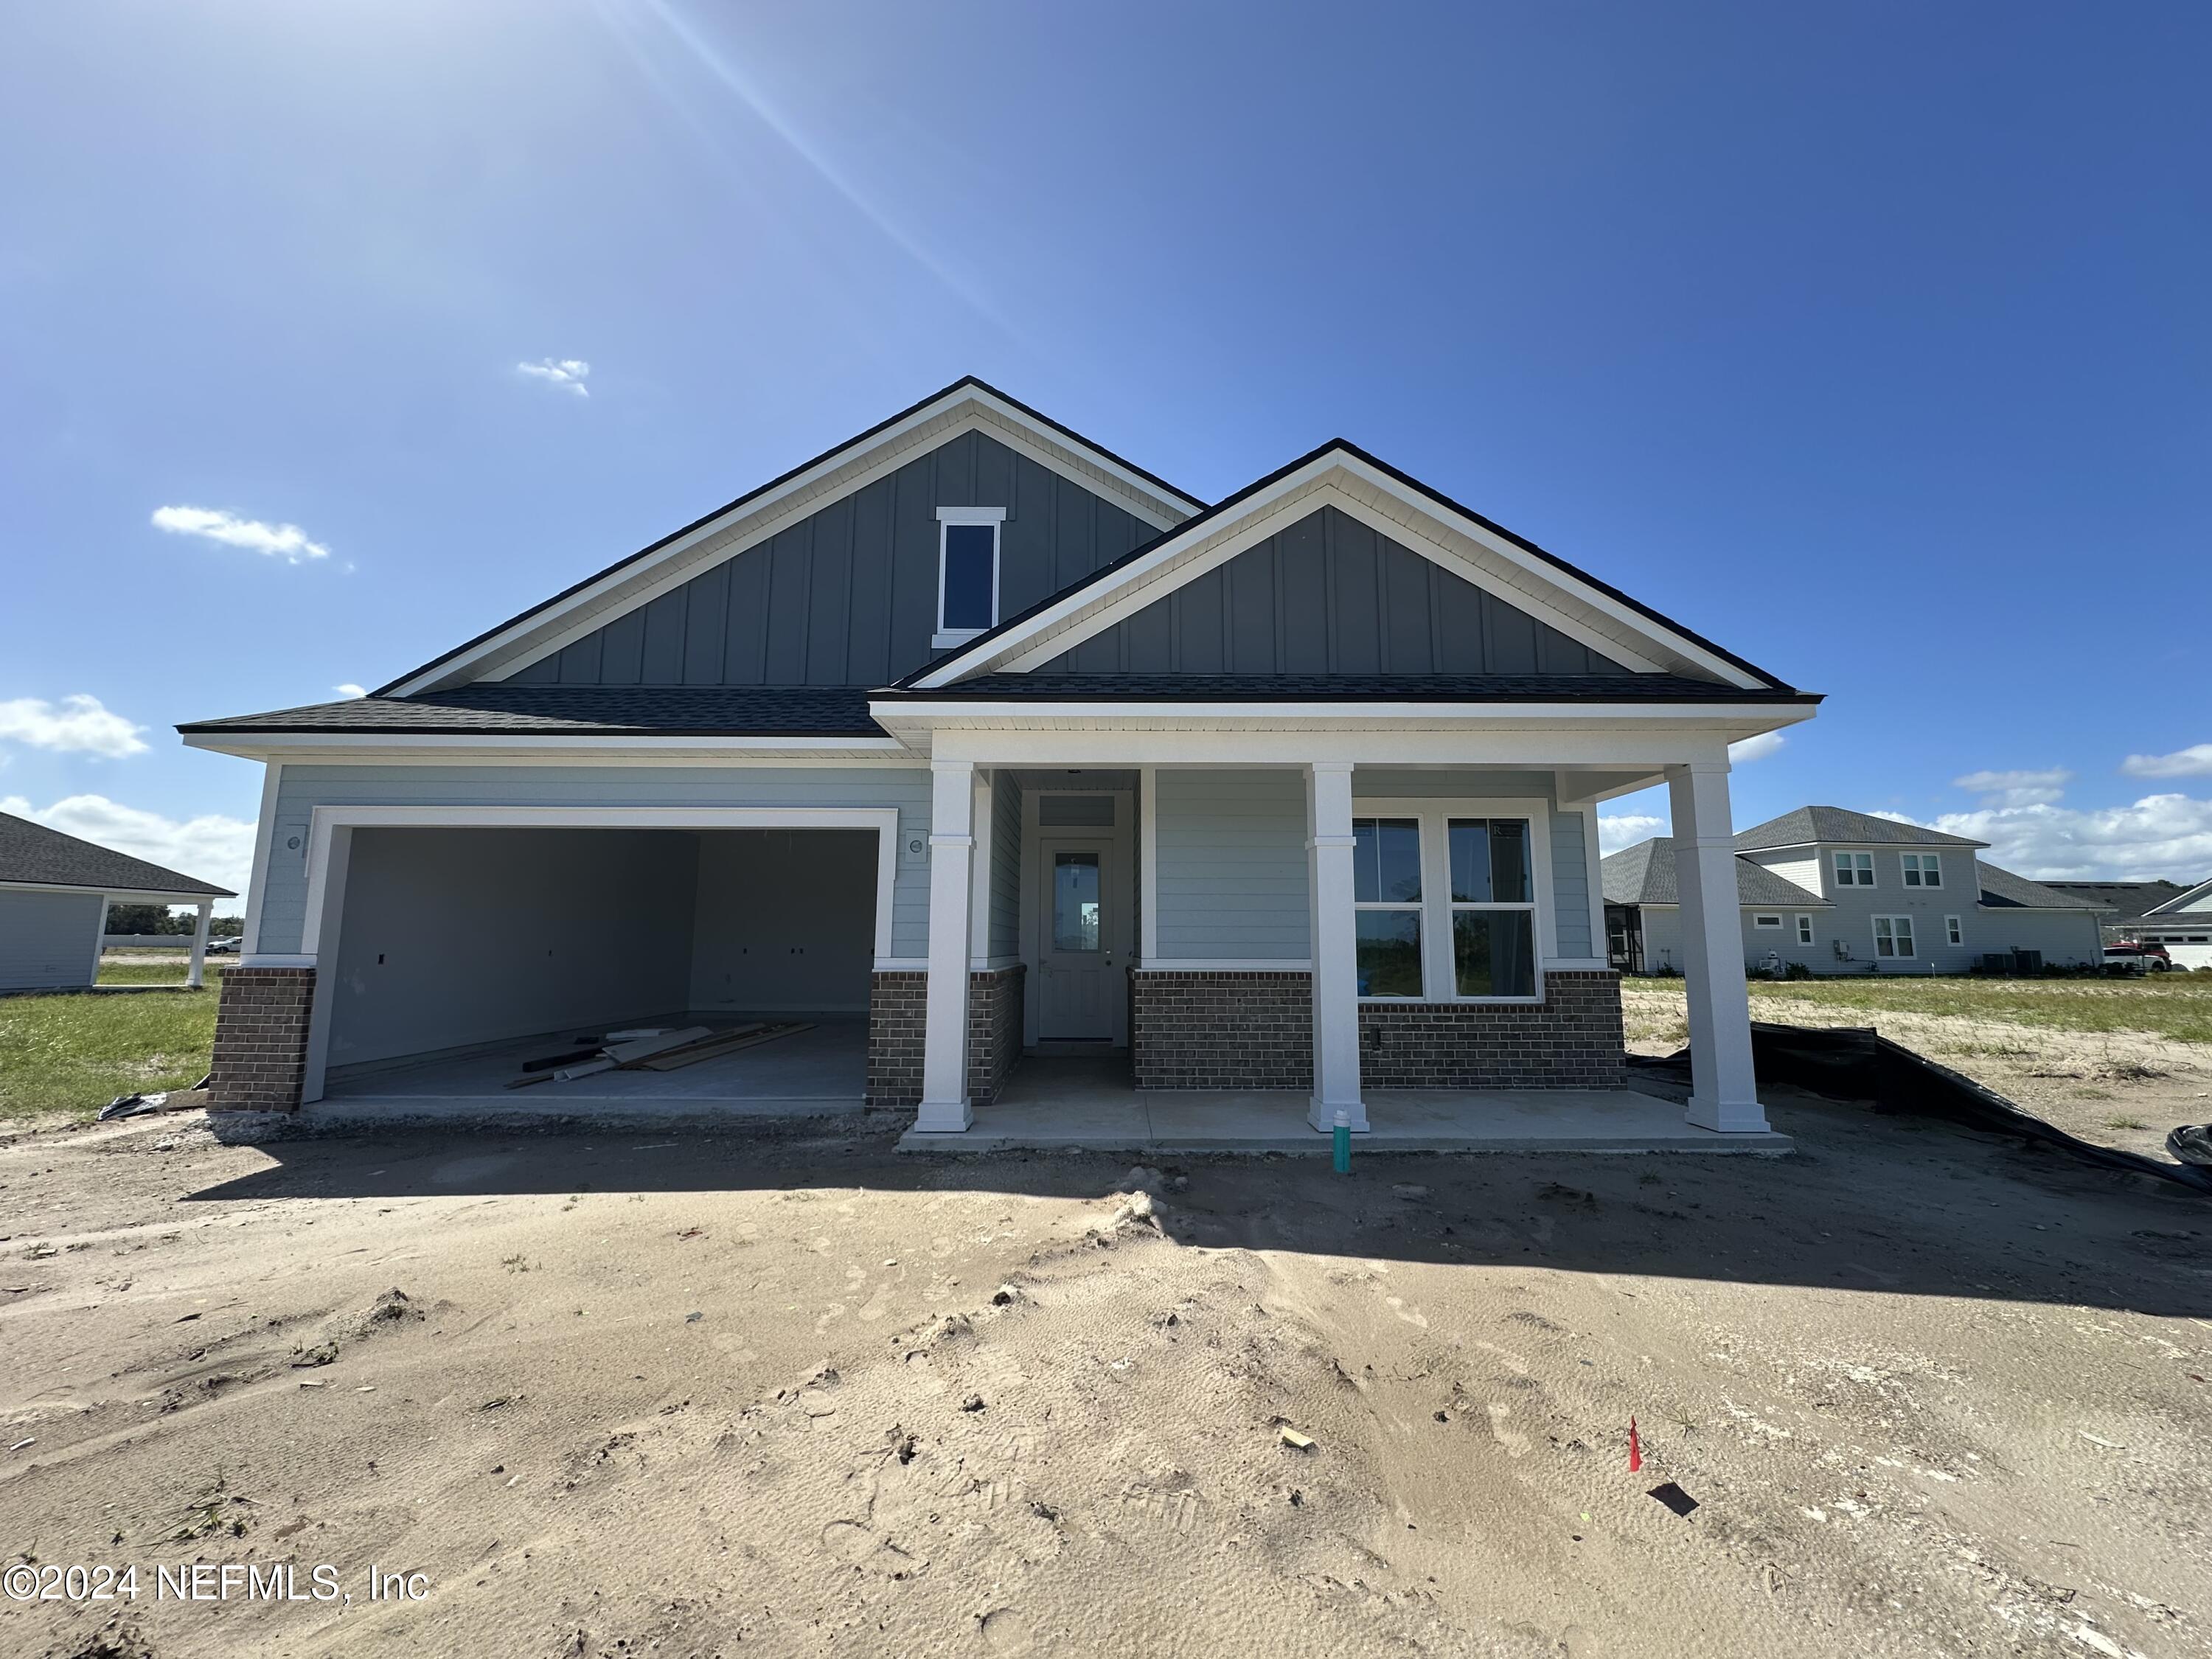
1795, 914, 1815, 946
933, 506, 1004, 648
1872, 915, 1916, 959
1901, 853, 1943, 888
1752, 913, 1783, 929
1351, 799, 1548, 1002
1833, 852, 1875, 888
1945, 914, 1963, 947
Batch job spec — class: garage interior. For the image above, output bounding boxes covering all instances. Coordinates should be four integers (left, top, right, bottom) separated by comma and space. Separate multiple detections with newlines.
317, 827, 876, 1116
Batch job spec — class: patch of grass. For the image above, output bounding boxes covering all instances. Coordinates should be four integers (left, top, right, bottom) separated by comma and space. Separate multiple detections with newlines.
1732, 974, 2212, 1046
99, 958, 232, 987
2102, 1115, 2149, 1131
0, 981, 220, 1121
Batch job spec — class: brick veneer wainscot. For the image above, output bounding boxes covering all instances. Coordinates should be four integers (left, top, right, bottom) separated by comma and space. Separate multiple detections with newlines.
1132, 970, 1313, 1090
208, 966, 317, 1111
1131, 967, 1629, 1091
865, 967, 1026, 1109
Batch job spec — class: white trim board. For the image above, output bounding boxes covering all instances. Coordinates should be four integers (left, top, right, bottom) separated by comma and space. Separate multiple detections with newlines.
291, 804, 902, 1104
392, 389, 1197, 696
0, 880, 229, 904
914, 451, 1777, 692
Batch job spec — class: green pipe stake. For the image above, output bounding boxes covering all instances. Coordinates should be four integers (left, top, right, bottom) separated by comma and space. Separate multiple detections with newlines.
1332, 1108, 1352, 1174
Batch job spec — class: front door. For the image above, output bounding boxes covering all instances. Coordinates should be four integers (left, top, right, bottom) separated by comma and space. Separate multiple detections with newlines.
1035, 835, 1119, 1042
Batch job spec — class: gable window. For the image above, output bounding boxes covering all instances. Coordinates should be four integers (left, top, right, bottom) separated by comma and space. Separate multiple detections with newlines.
934, 507, 1004, 647
1873, 915, 1916, 959
1833, 852, 1875, 888
1795, 914, 1815, 946
1901, 853, 1943, 888
1352, 804, 1544, 1001
1945, 915, 1964, 947
1752, 913, 1783, 930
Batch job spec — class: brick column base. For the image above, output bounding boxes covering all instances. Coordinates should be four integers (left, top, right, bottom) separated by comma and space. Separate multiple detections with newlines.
866, 967, 1026, 1110
209, 966, 316, 1112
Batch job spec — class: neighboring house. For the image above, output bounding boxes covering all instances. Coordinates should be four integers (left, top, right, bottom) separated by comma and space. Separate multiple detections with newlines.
0, 812, 234, 992
1603, 805, 2104, 975
2130, 877, 2212, 970
180, 377, 1819, 1141
2035, 879, 2197, 946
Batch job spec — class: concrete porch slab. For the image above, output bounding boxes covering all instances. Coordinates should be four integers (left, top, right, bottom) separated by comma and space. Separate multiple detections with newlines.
896, 1060, 1792, 1155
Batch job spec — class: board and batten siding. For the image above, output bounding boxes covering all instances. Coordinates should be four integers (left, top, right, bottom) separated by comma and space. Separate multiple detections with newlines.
256, 765, 933, 959
507, 431, 1155, 690
1035, 506, 1632, 677
1146, 769, 1596, 969
988, 770, 1022, 960
0, 888, 104, 991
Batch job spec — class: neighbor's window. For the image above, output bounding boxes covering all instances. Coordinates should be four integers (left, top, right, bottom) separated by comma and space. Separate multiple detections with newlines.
1752, 913, 1783, 930
1873, 915, 1916, 958
1901, 853, 1943, 888
935, 507, 1004, 644
1946, 915, 1964, 947
1447, 818, 1536, 997
1795, 914, 1815, 945
1353, 817, 1425, 998
1833, 852, 1875, 887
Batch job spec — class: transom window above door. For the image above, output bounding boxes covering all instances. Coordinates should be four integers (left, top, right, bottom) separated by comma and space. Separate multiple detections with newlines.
934, 507, 1004, 647
1352, 807, 1543, 1001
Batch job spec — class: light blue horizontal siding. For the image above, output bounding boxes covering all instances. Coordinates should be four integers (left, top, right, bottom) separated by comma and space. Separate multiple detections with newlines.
0, 888, 102, 990
1549, 810, 1593, 959
259, 765, 931, 957
1154, 769, 1310, 959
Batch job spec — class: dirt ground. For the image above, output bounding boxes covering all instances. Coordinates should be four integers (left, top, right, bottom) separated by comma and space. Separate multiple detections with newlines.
1621, 981, 2212, 1166
2, 1091, 2207, 1659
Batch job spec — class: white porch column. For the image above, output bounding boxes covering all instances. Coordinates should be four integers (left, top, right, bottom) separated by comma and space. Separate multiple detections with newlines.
1306, 761, 1368, 1133
187, 900, 213, 990
1666, 760, 1767, 1131
917, 758, 978, 1133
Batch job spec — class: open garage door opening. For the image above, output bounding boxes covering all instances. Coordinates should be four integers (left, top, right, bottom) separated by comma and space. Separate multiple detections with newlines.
315, 826, 879, 1118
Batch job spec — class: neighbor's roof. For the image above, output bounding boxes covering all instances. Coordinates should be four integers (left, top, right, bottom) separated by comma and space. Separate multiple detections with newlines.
2141, 875, 2212, 917
1976, 862, 2111, 911
1601, 838, 1831, 908
1734, 805, 1986, 852
877, 673, 1818, 706
0, 812, 232, 898
177, 686, 886, 738
2032, 879, 2194, 919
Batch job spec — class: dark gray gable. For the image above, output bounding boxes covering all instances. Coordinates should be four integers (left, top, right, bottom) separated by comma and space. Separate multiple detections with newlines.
1031, 507, 1632, 676
509, 431, 1157, 688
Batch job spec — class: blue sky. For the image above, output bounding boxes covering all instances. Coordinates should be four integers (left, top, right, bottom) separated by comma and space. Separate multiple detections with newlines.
3, 1, 2207, 906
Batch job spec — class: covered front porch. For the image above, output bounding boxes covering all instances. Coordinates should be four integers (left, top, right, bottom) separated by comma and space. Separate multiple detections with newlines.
872, 699, 1801, 1153
896, 1056, 1790, 1154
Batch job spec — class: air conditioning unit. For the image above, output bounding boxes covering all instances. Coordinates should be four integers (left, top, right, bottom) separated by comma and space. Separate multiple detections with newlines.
1980, 952, 2015, 975
2011, 948, 2043, 973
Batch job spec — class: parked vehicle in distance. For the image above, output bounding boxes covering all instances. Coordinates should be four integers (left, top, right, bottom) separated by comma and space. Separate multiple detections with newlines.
205, 935, 243, 955
2104, 942, 2174, 973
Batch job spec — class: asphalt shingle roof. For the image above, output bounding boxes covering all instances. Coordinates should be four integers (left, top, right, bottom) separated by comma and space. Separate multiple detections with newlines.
1733, 805, 1986, 852
179, 685, 885, 737
1976, 862, 2110, 910
1601, 839, 1831, 908
2033, 880, 2196, 919
0, 813, 232, 897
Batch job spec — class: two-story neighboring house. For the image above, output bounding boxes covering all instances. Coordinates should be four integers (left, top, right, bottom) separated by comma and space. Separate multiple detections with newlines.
1604, 805, 2104, 975
181, 378, 1821, 1149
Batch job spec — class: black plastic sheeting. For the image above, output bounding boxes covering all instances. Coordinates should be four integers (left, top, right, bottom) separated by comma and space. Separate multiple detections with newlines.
1630, 1023, 2212, 1196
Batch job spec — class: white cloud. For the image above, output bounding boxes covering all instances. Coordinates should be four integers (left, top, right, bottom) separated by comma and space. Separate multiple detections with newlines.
1728, 731, 1784, 764
2121, 744, 2212, 779
152, 505, 330, 564
1, 793, 255, 905
1598, 812, 1668, 854
0, 694, 147, 758
1887, 794, 2212, 882
1954, 766, 2073, 808
333, 684, 366, 700
517, 358, 591, 397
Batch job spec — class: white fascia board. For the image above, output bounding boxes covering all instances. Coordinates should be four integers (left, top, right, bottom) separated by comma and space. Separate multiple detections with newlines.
894, 723, 1762, 770
874, 697, 1815, 728
181, 731, 914, 763
917, 452, 1773, 691
1, 880, 226, 904
2141, 875, 2212, 916
392, 393, 1194, 698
